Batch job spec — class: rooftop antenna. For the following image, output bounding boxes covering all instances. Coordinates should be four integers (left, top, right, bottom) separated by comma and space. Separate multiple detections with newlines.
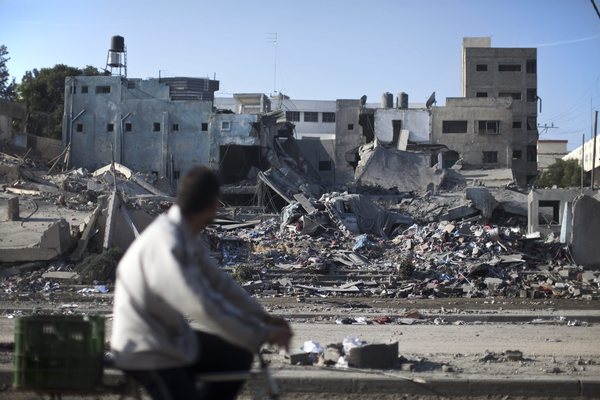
106, 35, 127, 78
267, 32, 278, 95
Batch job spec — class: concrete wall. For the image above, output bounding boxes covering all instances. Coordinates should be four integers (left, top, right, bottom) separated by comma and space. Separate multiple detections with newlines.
62, 76, 256, 181
374, 108, 431, 144
571, 195, 600, 268
537, 140, 568, 171
431, 97, 513, 170
334, 99, 364, 184
297, 138, 336, 185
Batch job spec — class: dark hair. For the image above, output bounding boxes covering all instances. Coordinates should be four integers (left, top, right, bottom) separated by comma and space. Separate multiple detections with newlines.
177, 166, 221, 216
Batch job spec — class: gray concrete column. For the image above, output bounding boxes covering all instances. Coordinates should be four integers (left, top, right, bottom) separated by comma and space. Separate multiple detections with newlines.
6, 197, 19, 221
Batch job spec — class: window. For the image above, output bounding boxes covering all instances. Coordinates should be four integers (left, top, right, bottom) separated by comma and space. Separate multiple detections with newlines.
442, 120, 468, 134
512, 120, 522, 129
153, 122, 161, 132
527, 116, 537, 131
478, 120, 500, 134
286, 111, 300, 122
95, 85, 111, 94
304, 112, 318, 122
498, 64, 521, 72
106, 123, 114, 132
347, 124, 354, 130
125, 122, 132, 132
512, 150, 522, 159
318, 160, 332, 171
201, 123, 208, 131
221, 121, 231, 131
476, 64, 488, 71
172, 123, 179, 132
499, 92, 521, 100
76, 123, 83, 132
322, 112, 336, 123
127, 80, 136, 89
526, 60, 536, 74
527, 145, 537, 162
81, 86, 88, 94
483, 151, 498, 164
476, 92, 488, 98
527, 88, 537, 102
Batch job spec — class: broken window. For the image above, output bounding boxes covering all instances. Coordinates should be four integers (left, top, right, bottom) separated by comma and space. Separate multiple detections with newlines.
318, 160, 332, 171
125, 122, 132, 132
442, 120, 468, 134
348, 124, 354, 130
512, 120, 522, 129
221, 121, 231, 131
498, 64, 521, 72
476, 64, 488, 71
95, 85, 111, 94
482, 151, 498, 164
527, 116, 537, 131
322, 112, 335, 123
526, 88, 537, 102
538, 200, 560, 225
476, 92, 488, 98
153, 122, 161, 132
81, 85, 88, 94
304, 112, 318, 122
526, 59, 536, 74
201, 122, 208, 131
499, 92, 521, 100
172, 123, 179, 132
512, 150, 522, 159
286, 111, 300, 121
527, 145, 537, 162
106, 123, 114, 132
76, 123, 83, 132
477, 120, 500, 134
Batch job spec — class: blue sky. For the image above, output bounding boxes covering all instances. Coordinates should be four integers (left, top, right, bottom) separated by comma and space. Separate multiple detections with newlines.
1, 0, 599, 149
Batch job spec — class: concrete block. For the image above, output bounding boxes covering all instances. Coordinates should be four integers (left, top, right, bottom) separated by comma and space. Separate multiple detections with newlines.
440, 205, 480, 221
571, 195, 600, 269
346, 342, 398, 369
466, 187, 498, 219
5, 196, 19, 221
42, 271, 79, 280
289, 352, 316, 366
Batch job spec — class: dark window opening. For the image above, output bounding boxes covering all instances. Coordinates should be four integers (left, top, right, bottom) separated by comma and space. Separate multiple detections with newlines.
219, 145, 268, 184
512, 120, 522, 129
442, 120, 468, 134
527, 116, 537, 131
127, 81, 136, 89
526, 60, 537, 74
392, 120, 402, 145
318, 160, 332, 171
476, 64, 488, 71
125, 122, 132, 132
476, 92, 488, 98
499, 64, 521, 72
512, 150, 522, 159
201, 122, 208, 131
478, 120, 500, 134
443, 151, 460, 169
348, 124, 354, 130
322, 112, 335, 123
76, 123, 83, 132
286, 111, 300, 122
106, 123, 114, 132
304, 112, 318, 122
172, 123, 179, 132
499, 92, 521, 100
153, 122, 161, 132
527, 88, 537, 102
527, 145, 537, 162
538, 200, 560, 225
81, 86, 88, 94
173, 170, 180, 180
483, 151, 498, 164
95, 85, 111, 94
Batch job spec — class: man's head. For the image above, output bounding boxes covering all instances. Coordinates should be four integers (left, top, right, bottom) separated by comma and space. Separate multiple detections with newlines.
177, 166, 221, 233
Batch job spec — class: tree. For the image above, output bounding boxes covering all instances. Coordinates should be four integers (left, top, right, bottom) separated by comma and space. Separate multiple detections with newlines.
18, 64, 105, 138
0, 45, 18, 101
535, 159, 590, 188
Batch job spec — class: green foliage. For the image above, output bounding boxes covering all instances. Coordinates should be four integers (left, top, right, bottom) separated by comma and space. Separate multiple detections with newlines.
18, 64, 105, 138
0, 45, 18, 101
75, 248, 123, 284
535, 159, 590, 188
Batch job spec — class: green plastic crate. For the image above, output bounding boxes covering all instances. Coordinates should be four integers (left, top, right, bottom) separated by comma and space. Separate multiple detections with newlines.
13, 314, 105, 390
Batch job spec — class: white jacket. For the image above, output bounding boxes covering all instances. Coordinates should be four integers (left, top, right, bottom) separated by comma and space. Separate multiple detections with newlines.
111, 205, 268, 370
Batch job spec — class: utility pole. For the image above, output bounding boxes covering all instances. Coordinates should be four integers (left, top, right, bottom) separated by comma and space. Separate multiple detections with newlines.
581, 134, 585, 194
267, 33, 278, 95
592, 110, 598, 189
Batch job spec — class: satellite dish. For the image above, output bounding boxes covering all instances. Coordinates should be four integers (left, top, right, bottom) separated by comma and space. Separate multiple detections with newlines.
360, 95, 367, 106
426, 92, 436, 108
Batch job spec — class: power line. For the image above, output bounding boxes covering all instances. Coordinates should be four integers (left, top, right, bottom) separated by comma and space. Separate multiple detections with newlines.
592, 0, 600, 19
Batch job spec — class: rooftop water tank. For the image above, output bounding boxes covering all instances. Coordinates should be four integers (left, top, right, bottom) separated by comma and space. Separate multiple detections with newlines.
110, 35, 125, 52
381, 92, 393, 108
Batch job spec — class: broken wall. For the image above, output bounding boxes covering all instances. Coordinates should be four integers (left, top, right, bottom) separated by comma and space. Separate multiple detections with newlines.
334, 100, 363, 185
374, 108, 431, 144
571, 194, 600, 269
296, 139, 336, 185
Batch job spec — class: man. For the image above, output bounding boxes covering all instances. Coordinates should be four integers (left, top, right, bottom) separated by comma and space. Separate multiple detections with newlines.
111, 166, 292, 400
